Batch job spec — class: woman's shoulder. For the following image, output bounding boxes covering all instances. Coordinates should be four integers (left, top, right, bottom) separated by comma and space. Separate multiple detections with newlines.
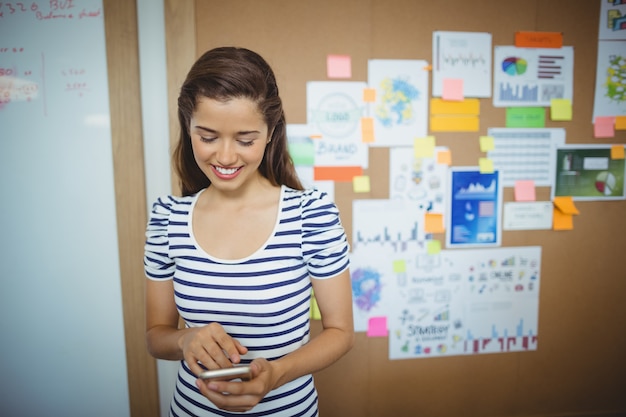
283, 186, 333, 205
149, 193, 197, 217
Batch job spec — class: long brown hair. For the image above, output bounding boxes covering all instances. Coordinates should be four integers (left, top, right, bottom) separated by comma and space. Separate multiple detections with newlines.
173, 47, 303, 196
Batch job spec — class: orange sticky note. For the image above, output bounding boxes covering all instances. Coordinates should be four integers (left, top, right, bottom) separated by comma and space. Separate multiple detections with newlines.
361, 117, 374, 143
314, 166, 363, 182
327, 54, 351, 79
353, 175, 371, 193
616, 116, 626, 130
425, 213, 445, 233
553, 196, 579, 215
594, 116, 615, 138
515, 31, 563, 48
514, 180, 536, 201
367, 316, 388, 337
442, 78, 464, 101
437, 149, 452, 165
363, 88, 376, 102
552, 208, 573, 231
611, 145, 625, 160
430, 115, 480, 131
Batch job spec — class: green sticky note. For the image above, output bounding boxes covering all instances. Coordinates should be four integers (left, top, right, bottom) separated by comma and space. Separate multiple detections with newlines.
288, 142, 315, 166
506, 107, 545, 127
427, 240, 441, 255
392, 259, 406, 273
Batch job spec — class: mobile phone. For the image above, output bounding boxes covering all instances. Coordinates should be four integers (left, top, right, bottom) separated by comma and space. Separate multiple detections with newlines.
198, 365, 251, 381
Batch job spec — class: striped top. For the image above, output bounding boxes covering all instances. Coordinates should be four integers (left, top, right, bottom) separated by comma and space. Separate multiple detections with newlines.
144, 185, 349, 417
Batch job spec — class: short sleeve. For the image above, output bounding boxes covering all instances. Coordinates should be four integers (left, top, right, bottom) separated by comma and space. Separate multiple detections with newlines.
301, 190, 350, 279
144, 195, 176, 281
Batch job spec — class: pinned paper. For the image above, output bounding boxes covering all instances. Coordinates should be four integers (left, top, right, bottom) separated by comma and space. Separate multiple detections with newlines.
616, 116, 626, 130
310, 293, 321, 320
550, 99, 572, 121
611, 145, 625, 160
361, 117, 375, 143
479, 136, 495, 152
426, 239, 441, 255
424, 213, 445, 233
478, 157, 494, 173
414, 136, 436, 158
437, 149, 452, 165
367, 316, 388, 337
506, 107, 545, 127
442, 78, 464, 101
392, 259, 406, 273
353, 175, 371, 193
363, 88, 376, 102
327, 54, 351, 79
553, 196, 579, 215
594, 116, 615, 138
514, 180, 536, 202
552, 208, 573, 231
314, 166, 363, 182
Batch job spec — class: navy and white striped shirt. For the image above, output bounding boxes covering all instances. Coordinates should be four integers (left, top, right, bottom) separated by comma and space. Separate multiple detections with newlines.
144, 185, 349, 417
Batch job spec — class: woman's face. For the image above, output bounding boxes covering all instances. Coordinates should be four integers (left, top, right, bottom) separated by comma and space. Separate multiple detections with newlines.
189, 96, 269, 193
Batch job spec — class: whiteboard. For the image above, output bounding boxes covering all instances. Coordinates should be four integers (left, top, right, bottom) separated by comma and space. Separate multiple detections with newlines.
0, 1, 130, 416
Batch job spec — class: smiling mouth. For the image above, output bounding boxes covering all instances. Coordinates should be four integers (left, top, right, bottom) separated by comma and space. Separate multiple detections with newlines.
214, 166, 239, 175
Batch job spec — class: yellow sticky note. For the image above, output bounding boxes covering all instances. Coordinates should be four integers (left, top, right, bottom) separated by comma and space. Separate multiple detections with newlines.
442, 78, 464, 101
437, 149, 452, 165
550, 98, 572, 121
414, 136, 436, 158
353, 175, 371, 193
553, 208, 573, 231
361, 117, 375, 143
430, 115, 479, 132
616, 116, 626, 130
426, 239, 441, 255
424, 213, 445, 234
430, 98, 480, 115
479, 157, 494, 173
553, 196, 579, 215
611, 145, 625, 160
363, 88, 376, 102
479, 136, 495, 152
393, 259, 406, 273
327, 54, 351, 79
310, 293, 321, 320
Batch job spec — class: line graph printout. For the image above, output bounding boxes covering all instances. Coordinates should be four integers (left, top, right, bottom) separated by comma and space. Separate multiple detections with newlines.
432, 31, 492, 98
493, 46, 574, 107
486, 128, 566, 187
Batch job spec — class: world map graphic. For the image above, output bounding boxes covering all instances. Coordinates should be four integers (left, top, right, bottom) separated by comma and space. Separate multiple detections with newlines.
375, 77, 420, 127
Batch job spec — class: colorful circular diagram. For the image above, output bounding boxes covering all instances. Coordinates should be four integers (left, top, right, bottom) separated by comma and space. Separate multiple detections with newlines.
502, 57, 527, 75
595, 171, 617, 196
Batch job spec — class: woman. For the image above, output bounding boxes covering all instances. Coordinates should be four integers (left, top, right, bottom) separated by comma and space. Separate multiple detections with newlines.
144, 46, 354, 416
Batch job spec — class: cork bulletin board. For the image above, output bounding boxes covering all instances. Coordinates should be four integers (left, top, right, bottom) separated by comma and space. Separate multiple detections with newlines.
164, 1, 626, 416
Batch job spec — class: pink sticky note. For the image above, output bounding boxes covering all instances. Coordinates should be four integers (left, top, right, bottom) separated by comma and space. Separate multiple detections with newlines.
442, 78, 464, 101
594, 116, 615, 138
367, 316, 388, 337
514, 180, 536, 202
327, 54, 352, 79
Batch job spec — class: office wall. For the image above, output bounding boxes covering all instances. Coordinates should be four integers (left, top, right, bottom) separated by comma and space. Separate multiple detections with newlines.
163, 1, 626, 416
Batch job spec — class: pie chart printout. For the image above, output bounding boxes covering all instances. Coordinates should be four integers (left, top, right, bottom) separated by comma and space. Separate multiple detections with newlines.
502, 57, 527, 75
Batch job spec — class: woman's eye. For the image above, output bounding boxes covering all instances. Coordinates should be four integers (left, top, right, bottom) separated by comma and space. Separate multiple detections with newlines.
200, 136, 217, 143
238, 140, 254, 147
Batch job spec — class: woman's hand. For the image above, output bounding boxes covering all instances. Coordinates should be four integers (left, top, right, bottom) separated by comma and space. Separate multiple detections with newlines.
179, 322, 249, 377
195, 358, 277, 413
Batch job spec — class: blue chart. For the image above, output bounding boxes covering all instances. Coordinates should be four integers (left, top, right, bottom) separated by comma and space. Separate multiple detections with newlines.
498, 83, 538, 102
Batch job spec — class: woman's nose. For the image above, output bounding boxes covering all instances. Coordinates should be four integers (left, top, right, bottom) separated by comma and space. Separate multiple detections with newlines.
216, 140, 237, 165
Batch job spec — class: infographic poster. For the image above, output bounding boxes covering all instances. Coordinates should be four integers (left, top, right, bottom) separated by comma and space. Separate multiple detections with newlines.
493, 46, 574, 107
553, 145, 626, 200
446, 168, 502, 247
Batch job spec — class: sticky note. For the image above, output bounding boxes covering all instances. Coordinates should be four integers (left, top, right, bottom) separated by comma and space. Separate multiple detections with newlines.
426, 239, 441, 255
611, 145, 625, 160
594, 116, 615, 138
550, 99, 572, 121
310, 293, 321, 320
506, 107, 545, 128
442, 78, 464, 101
479, 136, 495, 152
363, 88, 376, 102
327, 54, 351, 79
314, 166, 363, 182
287, 142, 315, 166
552, 208, 573, 231
553, 196, 579, 215
616, 116, 626, 130
367, 316, 388, 337
430, 115, 479, 131
437, 149, 452, 165
478, 157, 494, 173
414, 136, 436, 158
361, 117, 374, 143
392, 259, 406, 273
515, 31, 563, 48
514, 180, 536, 202
425, 213, 445, 233
430, 98, 480, 115
353, 175, 371, 193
